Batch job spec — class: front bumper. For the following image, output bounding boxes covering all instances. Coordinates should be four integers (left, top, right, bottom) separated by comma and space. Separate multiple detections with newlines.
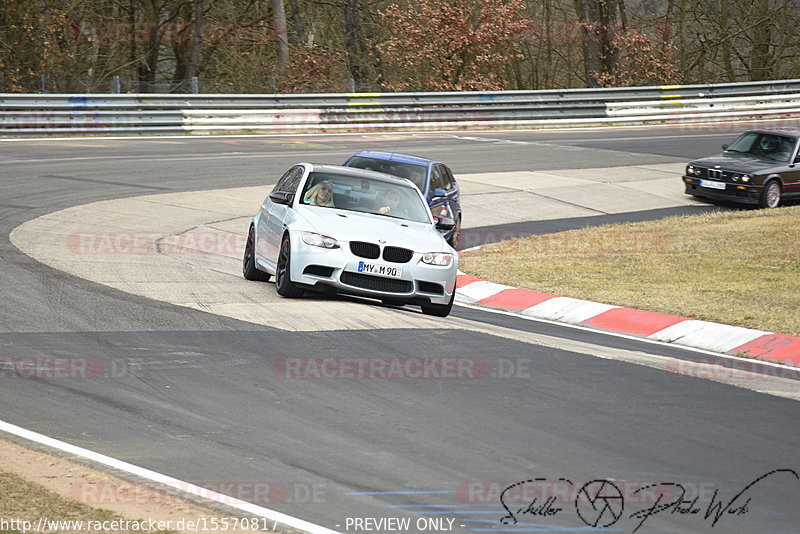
682, 176, 762, 204
288, 234, 457, 306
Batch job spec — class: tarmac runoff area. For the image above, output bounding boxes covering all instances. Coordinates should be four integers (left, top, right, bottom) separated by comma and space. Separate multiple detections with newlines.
10, 164, 694, 333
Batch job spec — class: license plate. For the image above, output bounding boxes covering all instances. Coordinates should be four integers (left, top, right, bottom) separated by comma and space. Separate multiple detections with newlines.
700, 179, 726, 190
357, 261, 402, 278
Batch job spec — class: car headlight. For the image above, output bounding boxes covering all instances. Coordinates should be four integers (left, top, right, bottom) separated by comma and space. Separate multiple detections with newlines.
421, 252, 453, 266
687, 165, 695, 175
742, 174, 751, 183
301, 232, 339, 249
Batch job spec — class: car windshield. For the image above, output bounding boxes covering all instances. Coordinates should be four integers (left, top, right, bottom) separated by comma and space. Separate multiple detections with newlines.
300, 172, 431, 224
725, 132, 795, 162
345, 157, 427, 191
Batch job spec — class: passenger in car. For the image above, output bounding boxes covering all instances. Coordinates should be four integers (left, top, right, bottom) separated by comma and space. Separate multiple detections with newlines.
376, 189, 407, 217
407, 168, 426, 190
304, 180, 335, 207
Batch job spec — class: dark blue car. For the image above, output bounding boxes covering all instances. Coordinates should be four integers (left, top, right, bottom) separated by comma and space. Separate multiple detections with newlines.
343, 151, 462, 248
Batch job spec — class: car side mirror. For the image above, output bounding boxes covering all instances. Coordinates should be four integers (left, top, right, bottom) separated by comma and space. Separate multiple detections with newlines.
269, 191, 295, 206
434, 216, 455, 231
722, 144, 729, 150
431, 188, 447, 199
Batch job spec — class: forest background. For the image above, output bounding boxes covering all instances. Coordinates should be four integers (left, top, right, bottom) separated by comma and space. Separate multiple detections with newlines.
1, 0, 796, 94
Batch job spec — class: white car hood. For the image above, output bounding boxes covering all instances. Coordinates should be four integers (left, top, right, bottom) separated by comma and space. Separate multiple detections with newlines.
294, 206, 449, 252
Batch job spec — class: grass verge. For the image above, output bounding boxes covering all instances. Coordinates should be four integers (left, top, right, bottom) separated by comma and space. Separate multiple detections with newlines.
0, 469, 173, 533
460, 205, 800, 336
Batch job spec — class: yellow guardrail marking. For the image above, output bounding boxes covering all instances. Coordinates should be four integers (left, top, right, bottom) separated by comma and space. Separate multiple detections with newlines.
347, 93, 381, 107
660, 85, 682, 90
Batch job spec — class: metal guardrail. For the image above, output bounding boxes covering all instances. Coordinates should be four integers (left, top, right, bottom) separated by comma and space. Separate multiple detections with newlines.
3, 79, 800, 136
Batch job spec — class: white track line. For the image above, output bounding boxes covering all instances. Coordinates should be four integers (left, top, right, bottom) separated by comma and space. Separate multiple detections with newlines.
0, 419, 342, 534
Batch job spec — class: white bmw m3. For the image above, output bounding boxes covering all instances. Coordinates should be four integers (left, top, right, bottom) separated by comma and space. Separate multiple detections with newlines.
242, 163, 459, 317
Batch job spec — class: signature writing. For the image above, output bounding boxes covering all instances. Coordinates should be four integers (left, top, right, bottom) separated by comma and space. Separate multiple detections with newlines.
628, 469, 798, 533
499, 478, 568, 523
498, 469, 799, 532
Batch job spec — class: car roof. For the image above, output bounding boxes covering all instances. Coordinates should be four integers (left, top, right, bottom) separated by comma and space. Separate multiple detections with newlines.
350, 150, 435, 166
308, 163, 416, 187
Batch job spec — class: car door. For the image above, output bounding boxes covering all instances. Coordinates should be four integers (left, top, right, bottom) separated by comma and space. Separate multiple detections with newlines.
784, 139, 800, 198
258, 166, 302, 268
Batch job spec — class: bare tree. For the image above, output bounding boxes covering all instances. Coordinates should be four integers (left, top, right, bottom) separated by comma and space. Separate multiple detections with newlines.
573, 0, 625, 86
273, 0, 289, 70
288, 0, 308, 45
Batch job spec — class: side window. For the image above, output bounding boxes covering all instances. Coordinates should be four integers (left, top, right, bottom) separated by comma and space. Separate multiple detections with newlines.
284, 166, 305, 194
430, 166, 445, 192
440, 165, 455, 191
271, 167, 296, 193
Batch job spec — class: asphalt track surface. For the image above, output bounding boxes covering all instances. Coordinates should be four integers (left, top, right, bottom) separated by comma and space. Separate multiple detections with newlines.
1, 125, 799, 534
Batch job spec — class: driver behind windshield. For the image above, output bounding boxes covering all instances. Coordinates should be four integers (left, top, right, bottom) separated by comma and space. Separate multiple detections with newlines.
758, 135, 779, 155
727, 133, 793, 161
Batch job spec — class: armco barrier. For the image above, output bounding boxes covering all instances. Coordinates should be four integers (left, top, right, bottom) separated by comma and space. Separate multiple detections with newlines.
4, 79, 800, 136
606, 92, 800, 116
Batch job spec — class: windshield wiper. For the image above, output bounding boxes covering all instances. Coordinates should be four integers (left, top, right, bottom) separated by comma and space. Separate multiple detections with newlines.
372, 212, 404, 220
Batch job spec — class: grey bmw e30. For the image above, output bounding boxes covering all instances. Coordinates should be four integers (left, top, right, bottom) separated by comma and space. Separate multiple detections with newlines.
683, 129, 800, 208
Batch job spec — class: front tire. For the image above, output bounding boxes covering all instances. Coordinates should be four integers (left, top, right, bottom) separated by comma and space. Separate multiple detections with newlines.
420, 288, 455, 317
758, 180, 782, 208
275, 236, 305, 298
243, 224, 271, 281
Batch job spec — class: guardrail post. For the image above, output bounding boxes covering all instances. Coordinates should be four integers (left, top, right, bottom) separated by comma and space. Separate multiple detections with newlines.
191, 76, 199, 94
270, 77, 277, 94
348, 78, 355, 92
112, 76, 121, 94
37, 75, 46, 93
